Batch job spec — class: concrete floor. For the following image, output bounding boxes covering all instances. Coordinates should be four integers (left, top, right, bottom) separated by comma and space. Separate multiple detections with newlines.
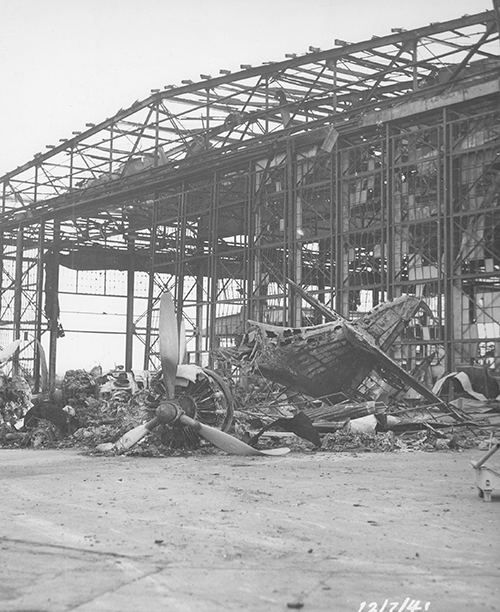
0, 448, 498, 612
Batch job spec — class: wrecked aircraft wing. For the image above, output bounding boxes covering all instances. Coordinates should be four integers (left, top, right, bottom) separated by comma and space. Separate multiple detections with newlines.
242, 294, 451, 410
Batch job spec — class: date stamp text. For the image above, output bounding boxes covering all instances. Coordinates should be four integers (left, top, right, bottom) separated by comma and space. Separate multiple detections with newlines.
358, 598, 431, 612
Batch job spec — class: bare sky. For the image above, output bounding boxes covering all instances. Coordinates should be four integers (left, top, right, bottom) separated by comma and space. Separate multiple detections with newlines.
0, 0, 493, 176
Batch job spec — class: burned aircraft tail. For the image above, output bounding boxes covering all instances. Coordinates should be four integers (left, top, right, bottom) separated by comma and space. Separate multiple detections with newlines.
352, 295, 430, 351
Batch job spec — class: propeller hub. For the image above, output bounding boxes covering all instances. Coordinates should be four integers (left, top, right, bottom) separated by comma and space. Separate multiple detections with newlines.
156, 401, 182, 425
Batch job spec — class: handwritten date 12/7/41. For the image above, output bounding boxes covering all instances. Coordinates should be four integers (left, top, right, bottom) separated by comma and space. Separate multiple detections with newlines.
358, 598, 430, 612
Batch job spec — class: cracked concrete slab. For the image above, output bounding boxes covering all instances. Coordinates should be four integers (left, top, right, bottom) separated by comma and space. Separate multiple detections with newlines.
0, 449, 498, 611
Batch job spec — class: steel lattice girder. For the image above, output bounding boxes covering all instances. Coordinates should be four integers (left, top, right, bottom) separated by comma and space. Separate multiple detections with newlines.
0, 10, 498, 243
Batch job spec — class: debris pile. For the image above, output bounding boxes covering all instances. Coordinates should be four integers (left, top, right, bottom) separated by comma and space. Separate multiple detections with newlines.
0, 374, 32, 427
219, 288, 500, 454
0, 367, 213, 454
0, 354, 498, 456
62, 369, 97, 406
321, 430, 400, 452
222, 352, 499, 453
62, 387, 155, 449
28, 419, 63, 449
320, 428, 477, 453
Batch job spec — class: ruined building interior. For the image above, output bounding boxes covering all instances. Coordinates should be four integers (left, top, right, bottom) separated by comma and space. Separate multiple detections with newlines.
0, 9, 499, 394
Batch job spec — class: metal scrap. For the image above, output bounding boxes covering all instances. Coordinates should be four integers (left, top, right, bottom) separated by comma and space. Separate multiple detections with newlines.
237, 290, 452, 411
433, 369, 500, 402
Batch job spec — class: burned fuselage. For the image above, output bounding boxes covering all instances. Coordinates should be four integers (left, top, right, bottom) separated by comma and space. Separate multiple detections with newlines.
241, 295, 425, 399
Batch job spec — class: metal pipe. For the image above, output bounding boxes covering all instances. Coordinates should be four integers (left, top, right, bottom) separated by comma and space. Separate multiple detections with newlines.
471, 442, 500, 469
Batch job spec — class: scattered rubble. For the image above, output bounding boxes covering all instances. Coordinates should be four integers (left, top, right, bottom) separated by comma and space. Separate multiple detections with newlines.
4, 290, 492, 456
62, 368, 98, 406
216, 287, 499, 454
0, 365, 228, 454
0, 348, 498, 457
0, 373, 32, 427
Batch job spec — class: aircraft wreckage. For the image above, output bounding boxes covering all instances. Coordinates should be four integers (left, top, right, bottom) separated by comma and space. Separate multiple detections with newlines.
237, 280, 458, 417
96, 293, 290, 456
2, 284, 469, 454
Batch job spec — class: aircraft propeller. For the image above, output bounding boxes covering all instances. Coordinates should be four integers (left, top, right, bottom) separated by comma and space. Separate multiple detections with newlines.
100, 292, 290, 456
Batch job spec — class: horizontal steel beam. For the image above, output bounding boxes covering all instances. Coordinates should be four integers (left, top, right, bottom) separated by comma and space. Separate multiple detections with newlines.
0, 10, 494, 183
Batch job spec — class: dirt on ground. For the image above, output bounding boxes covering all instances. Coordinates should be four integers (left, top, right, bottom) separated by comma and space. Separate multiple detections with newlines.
0, 448, 499, 612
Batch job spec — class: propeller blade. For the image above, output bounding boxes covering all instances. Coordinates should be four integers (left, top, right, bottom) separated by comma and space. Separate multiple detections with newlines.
179, 414, 290, 456
159, 293, 179, 400
179, 318, 186, 365
35, 339, 49, 393
97, 417, 160, 453
0, 338, 22, 365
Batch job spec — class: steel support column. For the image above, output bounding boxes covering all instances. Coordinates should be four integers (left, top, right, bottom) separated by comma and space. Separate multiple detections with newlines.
207, 172, 219, 367
335, 147, 349, 315
247, 163, 258, 322
0, 231, 3, 314
442, 109, 455, 372
195, 273, 204, 365
125, 237, 135, 370
143, 206, 157, 370
436, 123, 444, 354
242, 162, 253, 324
286, 142, 294, 323
33, 223, 45, 392
142, 107, 160, 369
195, 210, 205, 364
48, 222, 60, 396
12, 227, 24, 376
286, 141, 302, 326
175, 187, 187, 329
385, 123, 394, 300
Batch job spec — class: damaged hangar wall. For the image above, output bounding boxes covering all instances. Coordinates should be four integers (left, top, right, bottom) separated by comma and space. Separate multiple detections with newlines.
1, 94, 499, 381
0, 11, 499, 384
149, 98, 500, 375
4, 96, 495, 379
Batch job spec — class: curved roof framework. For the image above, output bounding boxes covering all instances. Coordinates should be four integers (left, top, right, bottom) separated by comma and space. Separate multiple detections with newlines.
0, 9, 498, 253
